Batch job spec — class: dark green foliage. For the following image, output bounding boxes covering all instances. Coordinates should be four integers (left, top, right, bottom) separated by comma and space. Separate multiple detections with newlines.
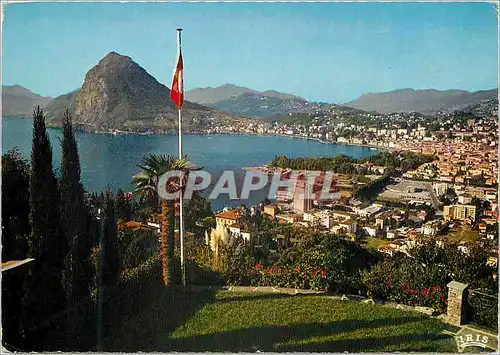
364, 151, 436, 172
363, 239, 498, 311
466, 289, 498, 330
362, 256, 448, 311
184, 194, 214, 235
118, 229, 158, 270
102, 192, 120, 286
353, 173, 393, 202
1, 155, 30, 352
270, 151, 436, 174
1, 149, 30, 260
219, 231, 378, 294
34, 256, 163, 351
60, 110, 92, 307
411, 239, 497, 290
270, 154, 359, 173
22, 106, 66, 347
220, 236, 257, 286
115, 189, 133, 221
184, 240, 224, 285
2, 267, 28, 351
277, 234, 379, 293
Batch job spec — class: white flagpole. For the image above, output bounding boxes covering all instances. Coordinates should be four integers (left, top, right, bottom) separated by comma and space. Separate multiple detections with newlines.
176, 28, 186, 288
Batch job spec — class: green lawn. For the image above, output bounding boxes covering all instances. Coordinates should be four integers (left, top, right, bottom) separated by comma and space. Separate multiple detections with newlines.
446, 224, 480, 243
363, 237, 390, 250
104, 289, 457, 352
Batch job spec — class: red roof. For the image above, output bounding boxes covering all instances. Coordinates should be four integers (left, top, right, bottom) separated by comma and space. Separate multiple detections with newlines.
215, 211, 242, 220
340, 219, 355, 225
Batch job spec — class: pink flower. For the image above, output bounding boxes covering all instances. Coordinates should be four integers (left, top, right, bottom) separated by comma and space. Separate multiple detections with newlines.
255, 264, 263, 270
295, 267, 301, 273
273, 265, 279, 270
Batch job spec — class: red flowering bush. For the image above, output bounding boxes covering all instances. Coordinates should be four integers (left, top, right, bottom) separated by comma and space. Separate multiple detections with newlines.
362, 257, 448, 311
363, 239, 499, 313
247, 234, 378, 292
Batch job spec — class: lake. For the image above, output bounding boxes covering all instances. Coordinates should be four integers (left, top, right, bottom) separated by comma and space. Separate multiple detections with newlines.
2, 117, 377, 211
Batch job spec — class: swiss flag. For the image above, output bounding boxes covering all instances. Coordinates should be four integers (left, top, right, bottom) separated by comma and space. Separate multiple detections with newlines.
170, 51, 183, 109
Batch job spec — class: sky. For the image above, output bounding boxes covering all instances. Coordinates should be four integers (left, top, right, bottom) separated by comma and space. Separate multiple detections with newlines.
2, 2, 498, 103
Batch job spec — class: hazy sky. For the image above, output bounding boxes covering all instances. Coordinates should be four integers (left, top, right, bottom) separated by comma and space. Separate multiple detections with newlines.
2, 2, 498, 103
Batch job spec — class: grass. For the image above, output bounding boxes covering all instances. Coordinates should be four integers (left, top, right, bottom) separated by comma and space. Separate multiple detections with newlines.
446, 224, 480, 243
105, 289, 457, 352
362, 236, 390, 250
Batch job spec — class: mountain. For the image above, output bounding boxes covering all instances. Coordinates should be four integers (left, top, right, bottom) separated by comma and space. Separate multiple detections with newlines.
44, 52, 219, 132
185, 84, 307, 117
345, 88, 498, 115
451, 98, 498, 118
185, 83, 304, 105
185, 84, 255, 104
209, 92, 311, 118
2, 85, 52, 116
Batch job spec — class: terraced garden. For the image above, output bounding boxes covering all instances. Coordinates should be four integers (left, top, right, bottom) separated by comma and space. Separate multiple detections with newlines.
104, 289, 457, 352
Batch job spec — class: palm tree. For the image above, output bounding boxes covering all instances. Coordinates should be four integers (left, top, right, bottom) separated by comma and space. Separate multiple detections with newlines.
132, 153, 200, 286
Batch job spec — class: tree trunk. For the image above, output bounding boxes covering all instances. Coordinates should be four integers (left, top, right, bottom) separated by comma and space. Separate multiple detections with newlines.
160, 199, 174, 286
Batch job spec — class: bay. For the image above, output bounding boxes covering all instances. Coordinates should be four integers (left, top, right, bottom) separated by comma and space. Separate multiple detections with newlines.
2, 117, 377, 211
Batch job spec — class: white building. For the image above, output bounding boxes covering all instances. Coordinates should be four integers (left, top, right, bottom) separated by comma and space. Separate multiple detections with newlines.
433, 182, 448, 197
363, 226, 377, 237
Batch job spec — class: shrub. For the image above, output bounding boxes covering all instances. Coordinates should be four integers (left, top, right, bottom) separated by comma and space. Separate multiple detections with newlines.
363, 256, 449, 311
220, 236, 257, 285
253, 264, 329, 291
275, 234, 378, 293
243, 234, 379, 293
466, 289, 498, 330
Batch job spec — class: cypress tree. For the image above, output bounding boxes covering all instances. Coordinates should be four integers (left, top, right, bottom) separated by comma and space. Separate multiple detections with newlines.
115, 188, 132, 221
102, 192, 120, 286
1, 149, 30, 260
1, 149, 31, 350
22, 106, 66, 348
60, 109, 92, 307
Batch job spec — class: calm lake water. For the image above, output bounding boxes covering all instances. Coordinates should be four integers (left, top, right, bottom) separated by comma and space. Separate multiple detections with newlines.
2, 117, 377, 211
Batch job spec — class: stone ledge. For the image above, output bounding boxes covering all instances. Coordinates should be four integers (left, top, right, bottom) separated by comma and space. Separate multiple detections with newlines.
219, 285, 447, 318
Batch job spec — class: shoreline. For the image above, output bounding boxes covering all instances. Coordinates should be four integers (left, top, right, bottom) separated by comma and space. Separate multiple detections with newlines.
4, 116, 388, 152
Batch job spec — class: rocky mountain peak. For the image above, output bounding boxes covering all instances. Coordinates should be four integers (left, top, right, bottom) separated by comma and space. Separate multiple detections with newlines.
45, 52, 211, 131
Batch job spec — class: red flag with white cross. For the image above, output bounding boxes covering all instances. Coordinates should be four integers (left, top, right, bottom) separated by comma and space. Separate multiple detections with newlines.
170, 50, 184, 109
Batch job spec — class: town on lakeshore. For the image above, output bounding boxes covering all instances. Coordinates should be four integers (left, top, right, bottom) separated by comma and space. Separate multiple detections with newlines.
1, 2, 499, 354
219, 104, 498, 259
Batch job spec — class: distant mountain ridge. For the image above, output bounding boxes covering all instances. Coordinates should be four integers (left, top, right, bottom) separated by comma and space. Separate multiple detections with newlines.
185, 84, 308, 117
209, 92, 312, 118
188, 85, 498, 118
185, 83, 304, 104
2, 85, 52, 116
345, 88, 498, 115
44, 52, 220, 132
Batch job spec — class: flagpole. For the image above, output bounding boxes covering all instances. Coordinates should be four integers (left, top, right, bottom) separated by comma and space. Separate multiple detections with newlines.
176, 28, 186, 288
